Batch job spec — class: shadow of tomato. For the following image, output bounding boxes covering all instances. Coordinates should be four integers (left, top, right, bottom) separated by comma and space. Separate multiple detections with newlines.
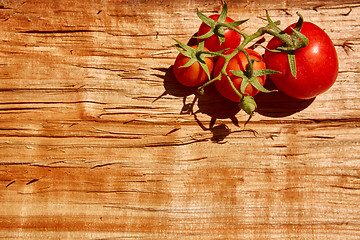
194, 85, 242, 143
153, 66, 197, 99
196, 85, 240, 126
153, 66, 199, 114
254, 77, 315, 117
153, 66, 242, 143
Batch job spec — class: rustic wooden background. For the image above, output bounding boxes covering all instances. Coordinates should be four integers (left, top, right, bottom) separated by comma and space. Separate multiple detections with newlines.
0, 0, 359, 239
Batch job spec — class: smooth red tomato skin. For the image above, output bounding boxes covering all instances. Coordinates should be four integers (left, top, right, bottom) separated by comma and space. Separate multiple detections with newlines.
197, 14, 241, 52
213, 49, 266, 102
264, 22, 338, 99
173, 46, 214, 87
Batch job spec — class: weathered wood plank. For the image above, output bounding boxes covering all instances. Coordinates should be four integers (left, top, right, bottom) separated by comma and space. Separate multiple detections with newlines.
0, 0, 359, 239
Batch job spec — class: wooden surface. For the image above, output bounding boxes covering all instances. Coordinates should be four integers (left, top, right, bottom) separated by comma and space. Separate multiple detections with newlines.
0, 0, 359, 239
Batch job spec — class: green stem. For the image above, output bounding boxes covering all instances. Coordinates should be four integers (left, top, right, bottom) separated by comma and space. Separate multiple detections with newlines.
225, 74, 243, 99
197, 74, 222, 94
219, 22, 294, 49
217, 22, 250, 39
200, 51, 227, 59
241, 48, 253, 76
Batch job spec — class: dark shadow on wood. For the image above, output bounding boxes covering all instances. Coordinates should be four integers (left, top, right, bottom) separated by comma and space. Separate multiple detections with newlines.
196, 85, 240, 125
153, 66, 242, 143
152, 66, 197, 103
254, 77, 315, 117
194, 85, 241, 143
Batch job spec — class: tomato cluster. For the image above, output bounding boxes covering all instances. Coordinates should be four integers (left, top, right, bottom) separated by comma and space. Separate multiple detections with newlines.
172, 1, 338, 115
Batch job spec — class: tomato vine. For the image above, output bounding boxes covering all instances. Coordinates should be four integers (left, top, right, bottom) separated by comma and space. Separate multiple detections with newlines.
172, 0, 337, 115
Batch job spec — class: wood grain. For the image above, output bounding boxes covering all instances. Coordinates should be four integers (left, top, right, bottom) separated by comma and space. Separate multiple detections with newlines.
0, 0, 359, 239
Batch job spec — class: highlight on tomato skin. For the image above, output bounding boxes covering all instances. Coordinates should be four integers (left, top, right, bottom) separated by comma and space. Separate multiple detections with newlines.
264, 22, 339, 100
173, 46, 214, 87
197, 14, 242, 52
213, 48, 267, 102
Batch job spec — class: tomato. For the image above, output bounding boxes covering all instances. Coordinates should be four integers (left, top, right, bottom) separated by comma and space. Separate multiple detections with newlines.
264, 22, 338, 99
173, 46, 214, 87
213, 49, 267, 102
197, 14, 241, 52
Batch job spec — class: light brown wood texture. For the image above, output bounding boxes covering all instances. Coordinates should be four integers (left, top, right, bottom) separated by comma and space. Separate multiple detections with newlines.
0, 0, 359, 239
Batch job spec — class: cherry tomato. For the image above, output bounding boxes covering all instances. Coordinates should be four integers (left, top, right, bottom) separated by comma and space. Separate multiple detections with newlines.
197, 14, 241, 52
264, 22, 338, 99
213, 49, 267, 102
173, 46, 214, 87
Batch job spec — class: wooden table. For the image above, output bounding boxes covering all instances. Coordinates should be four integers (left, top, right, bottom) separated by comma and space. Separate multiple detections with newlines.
0, 0, 359, 239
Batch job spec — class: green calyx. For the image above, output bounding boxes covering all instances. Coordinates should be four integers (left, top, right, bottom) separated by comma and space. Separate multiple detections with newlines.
173, 38, 214, 80
264, 11, 309, 77
195, 0, 247, 45
233, 50, 279, 98
229, 56, 279, 115
231, 68, 279, 96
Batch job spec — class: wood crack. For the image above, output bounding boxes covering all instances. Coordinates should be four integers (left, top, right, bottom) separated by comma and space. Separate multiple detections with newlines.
26, 179, 39, 185
19, 30, 105, 34
0, 100, 107, 105
329, 185, 360, 190
5, 180, 15, 188
91, 162, 124, 169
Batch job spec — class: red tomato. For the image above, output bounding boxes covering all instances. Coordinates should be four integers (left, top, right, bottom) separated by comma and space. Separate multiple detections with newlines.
173, 46, 214, 87
197, 14, 241, 52
213, 49, 267, 102
264, 22, 338, 99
